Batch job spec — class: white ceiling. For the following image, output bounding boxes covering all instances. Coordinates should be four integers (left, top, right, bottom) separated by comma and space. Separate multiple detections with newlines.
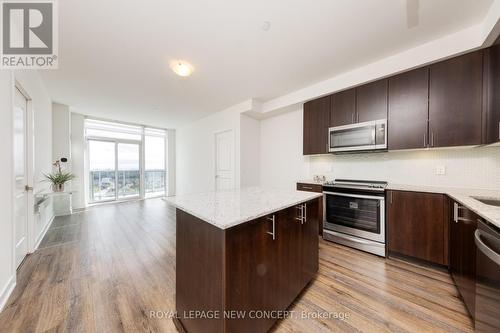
41, 0, 494, 128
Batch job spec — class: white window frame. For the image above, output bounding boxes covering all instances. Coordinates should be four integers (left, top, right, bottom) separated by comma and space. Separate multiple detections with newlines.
84, 117, 167, 204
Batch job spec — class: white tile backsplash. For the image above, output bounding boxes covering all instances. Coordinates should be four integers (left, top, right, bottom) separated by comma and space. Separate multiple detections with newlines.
309, 145, 500, 190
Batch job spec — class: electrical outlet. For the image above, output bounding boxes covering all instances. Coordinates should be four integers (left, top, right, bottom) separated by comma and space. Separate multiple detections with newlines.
436, 165, 446, 175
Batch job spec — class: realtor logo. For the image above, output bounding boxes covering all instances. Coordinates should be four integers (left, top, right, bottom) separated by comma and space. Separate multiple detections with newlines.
1, 0, 58, 69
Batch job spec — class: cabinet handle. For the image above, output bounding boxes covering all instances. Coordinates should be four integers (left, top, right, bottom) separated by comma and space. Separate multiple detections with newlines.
301, 186, 313, 190
423, 132, 427, 148
390, 191, 393, 204
304, 203, 307, 223
266, 215, 276, 240
498, 121, 500, 140
356, 112, 359, 123
431, 131, 435, 147
453, 202, 473, 223
352, 113, 355, 124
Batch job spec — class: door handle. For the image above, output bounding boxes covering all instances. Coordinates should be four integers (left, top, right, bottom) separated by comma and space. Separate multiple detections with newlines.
266, 215, 276, 240
25, 185, 33, 192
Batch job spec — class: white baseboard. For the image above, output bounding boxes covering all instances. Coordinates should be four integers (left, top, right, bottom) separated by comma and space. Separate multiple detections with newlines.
0, 275, 16, 313
35, 213, 55, 250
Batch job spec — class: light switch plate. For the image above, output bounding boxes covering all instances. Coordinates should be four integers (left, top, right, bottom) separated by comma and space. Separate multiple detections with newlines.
436, 165, 446, 175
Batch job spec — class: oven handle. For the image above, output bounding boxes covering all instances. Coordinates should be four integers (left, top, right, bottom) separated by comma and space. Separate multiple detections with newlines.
323, 191, 385, 201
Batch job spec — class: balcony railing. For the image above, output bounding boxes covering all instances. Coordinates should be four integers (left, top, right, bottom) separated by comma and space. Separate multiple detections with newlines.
90, 169, 166, 202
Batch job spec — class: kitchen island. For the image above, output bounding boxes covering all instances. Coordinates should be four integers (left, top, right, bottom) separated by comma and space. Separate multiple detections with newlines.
166, 187, 323, 333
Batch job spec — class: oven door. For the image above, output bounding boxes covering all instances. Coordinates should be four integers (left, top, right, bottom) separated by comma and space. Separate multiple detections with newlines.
323, 191, 385, 243
329, 119, 387, 153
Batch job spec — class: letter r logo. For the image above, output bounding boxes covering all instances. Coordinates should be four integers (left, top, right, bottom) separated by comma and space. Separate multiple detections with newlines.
2, 2, 53, 54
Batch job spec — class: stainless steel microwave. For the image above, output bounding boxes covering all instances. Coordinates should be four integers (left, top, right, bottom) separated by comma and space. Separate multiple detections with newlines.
328, 119, 387, 153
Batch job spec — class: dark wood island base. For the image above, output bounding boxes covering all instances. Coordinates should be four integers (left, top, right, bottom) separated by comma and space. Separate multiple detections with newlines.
174, 198, 320, 333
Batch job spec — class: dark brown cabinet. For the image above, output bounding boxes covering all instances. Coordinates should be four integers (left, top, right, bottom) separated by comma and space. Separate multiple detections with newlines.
303, 96, 330, 155
330, 88, 356, 126
387, 190, 448, 265
429, 50, 483, 147
329, 81, 387, 127
356, 79, 388, 123
296, 182, 323, 236
450, 201, 477, 319
484, 44, 500, 144
388, 68, 429, 150
224, 199, 319, 333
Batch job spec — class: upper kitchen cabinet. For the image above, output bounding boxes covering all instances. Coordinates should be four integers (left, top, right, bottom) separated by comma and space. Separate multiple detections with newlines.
356, 79, 388, 123
330, 88, 356, 127
388, 68, 429, 150
429, 50, 483, 147
484, 44, 500, 144
303, 96, 330, 155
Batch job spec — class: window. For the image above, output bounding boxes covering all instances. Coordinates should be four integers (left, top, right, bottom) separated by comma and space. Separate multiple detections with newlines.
145, 129, 166, 197
85, 119, 167, 203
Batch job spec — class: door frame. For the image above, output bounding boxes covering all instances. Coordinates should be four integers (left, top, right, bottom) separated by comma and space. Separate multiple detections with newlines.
213, 129, 235, 191
86, 137, 143, 203
12, 81, 36, 264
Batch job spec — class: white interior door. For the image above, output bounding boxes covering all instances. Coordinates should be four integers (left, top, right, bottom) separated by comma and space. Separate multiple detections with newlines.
215, 130, 234, 191
14, 87, 28, 268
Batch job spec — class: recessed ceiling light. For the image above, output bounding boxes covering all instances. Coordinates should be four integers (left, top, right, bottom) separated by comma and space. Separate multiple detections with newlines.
170, 60, 194, 77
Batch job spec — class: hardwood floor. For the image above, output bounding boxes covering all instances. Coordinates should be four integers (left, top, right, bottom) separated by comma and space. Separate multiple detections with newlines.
0, 199, 473, 333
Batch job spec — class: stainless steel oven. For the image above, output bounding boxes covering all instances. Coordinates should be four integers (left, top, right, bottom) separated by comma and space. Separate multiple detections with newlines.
328, 119, 387, 153
323, 179, 387, 257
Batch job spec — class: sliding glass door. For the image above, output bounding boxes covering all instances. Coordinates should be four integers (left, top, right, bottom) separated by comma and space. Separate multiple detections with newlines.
89, 140, 116, 202
85, 118, 167, 204
117, 143, 140, 199
88, 140, 141, 203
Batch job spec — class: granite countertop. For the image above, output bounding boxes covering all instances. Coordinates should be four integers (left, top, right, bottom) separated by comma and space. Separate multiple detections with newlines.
165, 187, 323, 229
388, 184, 500, 230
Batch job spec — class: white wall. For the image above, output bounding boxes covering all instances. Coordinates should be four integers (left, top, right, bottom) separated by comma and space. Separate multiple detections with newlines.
52, 103, 71, 162
176, 106, 242, 195
240, 115, 260, 187
259, 108, 500, 191
70, 113, 86, 209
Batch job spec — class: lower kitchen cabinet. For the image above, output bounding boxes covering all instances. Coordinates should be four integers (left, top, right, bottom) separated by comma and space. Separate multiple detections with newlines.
450, 200, 477, 319
296, 182, 324, 235
224, 199, 319, 333
387, 190, 448, 265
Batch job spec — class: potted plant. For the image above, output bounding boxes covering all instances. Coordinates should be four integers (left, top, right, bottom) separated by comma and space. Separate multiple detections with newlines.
44, 160, 75, 192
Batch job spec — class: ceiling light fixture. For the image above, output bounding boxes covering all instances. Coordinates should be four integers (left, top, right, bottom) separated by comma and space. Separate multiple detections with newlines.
170, 60, 194, 77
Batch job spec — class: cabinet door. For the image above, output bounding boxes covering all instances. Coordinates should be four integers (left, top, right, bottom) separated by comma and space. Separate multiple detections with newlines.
484, 45, 500, 144
225, 217, 279, 333
450, 202, 477, 318
387, 191, 446, 265
300, 199, 319, 287
388, 68, 429, 150
429, 50, 483, 147
275, 208, 303, 309
330, 88, 356, 126
296, 183, 323, 236
303, 96, 330, 155
356, 79, 388, 123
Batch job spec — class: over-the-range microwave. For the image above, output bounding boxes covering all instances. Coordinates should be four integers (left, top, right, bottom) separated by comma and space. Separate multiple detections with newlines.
328, 119, 387, 153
